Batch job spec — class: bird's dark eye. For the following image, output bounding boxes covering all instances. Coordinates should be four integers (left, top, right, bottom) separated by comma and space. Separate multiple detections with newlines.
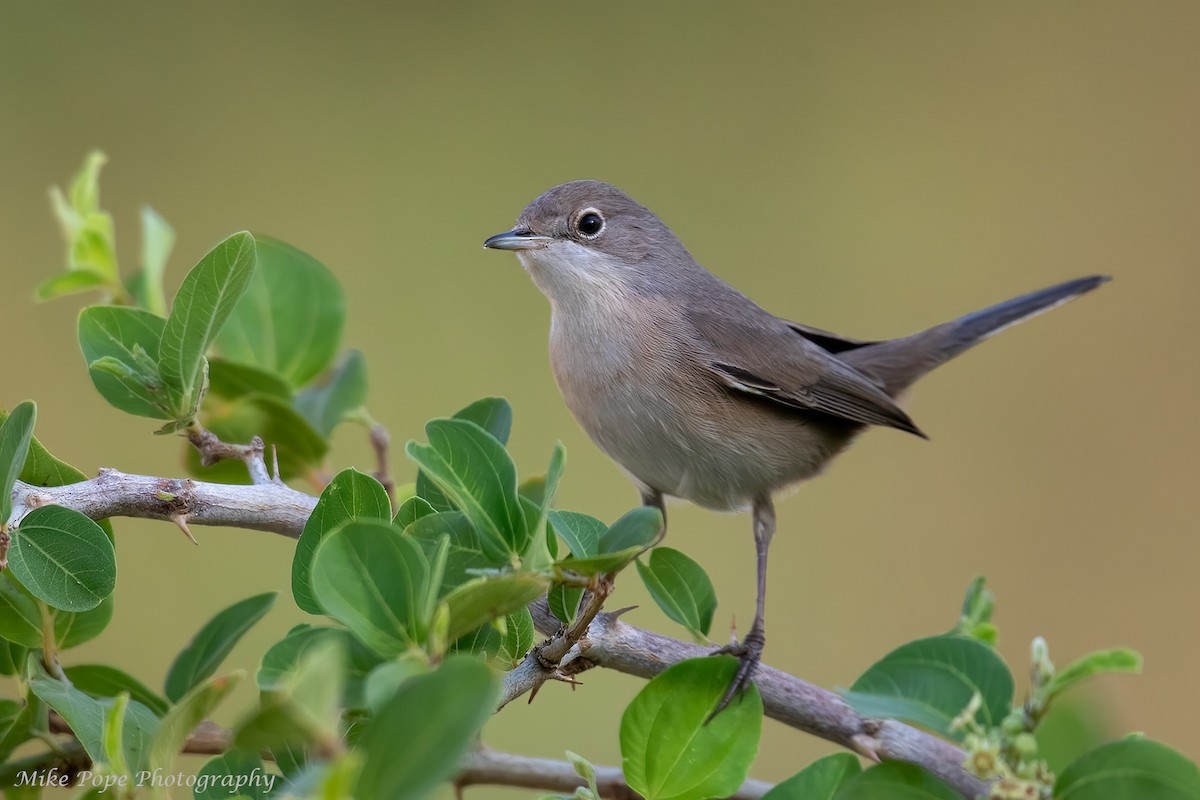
576, 209, 605, 238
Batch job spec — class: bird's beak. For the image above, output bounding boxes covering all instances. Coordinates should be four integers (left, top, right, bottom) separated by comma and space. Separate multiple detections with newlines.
482, 229, 553, 251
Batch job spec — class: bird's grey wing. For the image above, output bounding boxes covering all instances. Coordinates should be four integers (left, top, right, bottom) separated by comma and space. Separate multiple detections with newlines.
685, 307, 926, 437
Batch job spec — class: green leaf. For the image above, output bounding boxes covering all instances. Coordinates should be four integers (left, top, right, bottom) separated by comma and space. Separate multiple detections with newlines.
549, 510, 606, 558
620, 656, 763, 800
415, 398, 512, 513
0, 572, 43, 647
523, 442, 566, 568
0, 406, 89, 488
64, 664, 170, 717
363, 657, 430, 713
207, 358, 292, 401
831, 762, 960, 800
406, 511, 496, 596
636, 547, 717, 639
34, 268, 110, 301
235, 637, 344, 753
294, 350, 368, 437
257, 625, 379, 710
601, 505, 662, 552
215, 236, 344, 387
394, 495, 436, 530
1055, 738, 1200, 799
187, 393, 328, 482
356, 656, 497, 800
310, 521, 431, 657
293, 469, 392, 615
53, 593, 114, 649
149, 673, 241, 778
195, 749, 269, 800
158, 232, 257, 420
0, 639, 28, 676
1047, 648, 1143, 702
548, 582, 584, 626
444, 573, 550, 642
8, 505, 116, 611
555, 509, 659, 577
406, 418, 527, 562
28, 656, 160, 773
0, 401, 36, 523
0, 697, 33, 762
164, 592, 276, 702
843, 635, 1014, 738
763, 754, 862, 800
136, 205, 174, 316
454, 608, 535, 668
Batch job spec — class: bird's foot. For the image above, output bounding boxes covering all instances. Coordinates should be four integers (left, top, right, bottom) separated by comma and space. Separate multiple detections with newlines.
707, 621, 764, 722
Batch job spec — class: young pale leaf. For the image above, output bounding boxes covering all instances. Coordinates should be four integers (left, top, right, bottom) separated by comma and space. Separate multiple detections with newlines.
406, 511, 495, 597
831, 762, 959, 800
207, 358, 292, 401
195, 749, 269, 800
148, 673, 241, 777
356, 657, 497, 800
215, 236, 344, 387
64, 664, 170, 717
394, 495, 436, 530
1046, 648, 1143, 703
1054, 738, 1200, 799
444, 573, 550, 642
8, 505, 116, 612
236, 637, 344, 753
763, 754, 862, 800
0, 401, 36, 523
842, 635, 1014, 738
137, 205, 174, 317
636, 547, 717, 639
294, 349, 368, 437
164, 592, 276, 702
621, 656, 763, 800
406, 418, 527, 562
415, 397, 513, 512
310, 521, 431, 657
549, 511, 606, 558
187, 393, 328, 483
292, 469, 392, 615
35, 269, 111, 302
158, 232, 257, 419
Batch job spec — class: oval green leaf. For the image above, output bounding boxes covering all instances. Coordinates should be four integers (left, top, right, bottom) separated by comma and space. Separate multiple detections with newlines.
159, 232, 257, 419
636, 547, 717, 639
843, 634, 1014, 738
292, 469, 392, 614
764, 753, 862, 800
832, 762, 960, 800
620, 656, 763, 800
8, 505, 116, 612
549, 510, 606, 558
443, 573, 549, 642
415, 397, 512, 513
294, 349, 368, 437
356, 656, 497, 800
1055, 738, 1200, 799
164, 592, 276, 702
78, 306, 169, 419
64, 664, 170, 717
195, 749, 269, 800
310, 521, 431, 657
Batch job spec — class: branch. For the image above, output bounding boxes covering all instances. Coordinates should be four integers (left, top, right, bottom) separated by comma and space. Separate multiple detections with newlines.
10, 469, 315, 539
8, 469, 986, 797
526, 599, 988, 799
186, 427, 275, 485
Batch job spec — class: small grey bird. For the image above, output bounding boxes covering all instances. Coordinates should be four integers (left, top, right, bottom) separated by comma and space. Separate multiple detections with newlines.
484, 180, 1107, 710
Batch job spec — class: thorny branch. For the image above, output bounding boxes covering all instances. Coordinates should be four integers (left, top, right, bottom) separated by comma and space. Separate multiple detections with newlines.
4, 456, 988, 798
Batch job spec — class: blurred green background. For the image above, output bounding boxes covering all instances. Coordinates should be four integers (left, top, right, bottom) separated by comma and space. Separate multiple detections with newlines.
2, 1, 1198, 795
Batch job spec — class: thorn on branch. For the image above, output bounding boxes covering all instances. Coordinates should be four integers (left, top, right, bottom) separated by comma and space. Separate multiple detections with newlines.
172, 514, 198, 545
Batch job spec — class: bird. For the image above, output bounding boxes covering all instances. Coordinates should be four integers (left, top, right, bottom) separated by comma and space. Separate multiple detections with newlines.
483, 179, 1107, 712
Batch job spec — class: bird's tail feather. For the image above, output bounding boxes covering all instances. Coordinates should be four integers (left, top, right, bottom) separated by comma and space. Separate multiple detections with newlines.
843, 275, 1110, 394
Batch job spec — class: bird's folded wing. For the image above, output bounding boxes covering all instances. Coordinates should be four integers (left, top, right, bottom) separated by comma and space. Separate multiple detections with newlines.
685, 308, 926, 437
783, 320, 877, 353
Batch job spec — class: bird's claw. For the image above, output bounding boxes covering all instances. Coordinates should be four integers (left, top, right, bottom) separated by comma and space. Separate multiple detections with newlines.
707, 624, 764, 722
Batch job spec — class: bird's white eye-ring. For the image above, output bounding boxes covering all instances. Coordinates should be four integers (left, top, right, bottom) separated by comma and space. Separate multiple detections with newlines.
575, 208, 605, 239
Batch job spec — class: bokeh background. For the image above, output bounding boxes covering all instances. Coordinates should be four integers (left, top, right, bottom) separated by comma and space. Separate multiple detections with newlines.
2, 1, 1198, 795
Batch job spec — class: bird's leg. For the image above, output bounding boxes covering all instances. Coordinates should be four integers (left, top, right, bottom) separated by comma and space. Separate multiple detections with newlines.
710, 493, 774, 718
640, 488, 668, 547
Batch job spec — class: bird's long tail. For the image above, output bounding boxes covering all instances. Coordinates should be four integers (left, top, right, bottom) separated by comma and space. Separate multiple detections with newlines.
842, 275, 1109, 395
